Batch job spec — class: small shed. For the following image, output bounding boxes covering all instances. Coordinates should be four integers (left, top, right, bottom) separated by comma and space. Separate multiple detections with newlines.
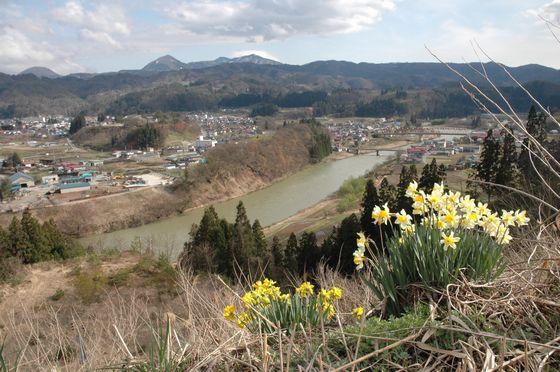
9, 172, 35, 189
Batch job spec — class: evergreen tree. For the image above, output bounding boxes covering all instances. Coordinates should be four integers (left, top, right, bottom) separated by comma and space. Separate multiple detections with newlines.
270, 236, 283, 269
378, 178, 397, 210
0, 226, 7, 258
408, 164, 418, 180
297, 232, 320, 275
360, 179, 380, 239
186, 207, 232, 275
252, 219, 267, 258
495, 125, 518, 187
526, 105, 546, 143
69, 115, 86, 134
419, 158, 444, 192
0, 178, 11, 202
475, 129, 500, 198
333, 214, 361, 274
283, 233, 299, 273
7, 217, 31, 263
20, 209, 49, 263
232, 201, 255, 271
396, 166, 414, 213
518, 106, 548, 186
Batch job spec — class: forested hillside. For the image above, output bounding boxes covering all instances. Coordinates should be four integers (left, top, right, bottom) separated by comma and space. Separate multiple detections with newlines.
2, 61, 560, 118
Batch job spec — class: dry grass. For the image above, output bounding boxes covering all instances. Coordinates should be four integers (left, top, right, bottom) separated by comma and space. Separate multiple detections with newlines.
0, 231, 558, 371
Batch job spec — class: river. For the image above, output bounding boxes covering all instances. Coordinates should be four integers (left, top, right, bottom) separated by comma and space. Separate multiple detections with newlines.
79, 151, 396, 255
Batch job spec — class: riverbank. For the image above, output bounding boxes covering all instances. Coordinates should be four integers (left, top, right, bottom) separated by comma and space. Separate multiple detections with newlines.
78, 152, 395, 253
0, 153, 341, 237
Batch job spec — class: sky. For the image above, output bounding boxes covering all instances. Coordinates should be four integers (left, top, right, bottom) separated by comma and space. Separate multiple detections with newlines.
1, 0, 560, 74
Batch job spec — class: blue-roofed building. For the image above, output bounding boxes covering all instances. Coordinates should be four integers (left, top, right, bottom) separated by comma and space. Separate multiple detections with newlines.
9, 172, 35, 192
57, 182, 91, 194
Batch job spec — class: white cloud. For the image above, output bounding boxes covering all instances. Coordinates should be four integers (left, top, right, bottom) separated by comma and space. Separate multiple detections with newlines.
165, 0, 396, 42
428, 19, 560, 68
526, 0, 560, 23
0, 26, 84, 74
52, 1, 130, 48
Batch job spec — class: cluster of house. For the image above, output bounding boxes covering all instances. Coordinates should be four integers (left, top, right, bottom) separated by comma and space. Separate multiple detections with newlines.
401, 137, 480, 166
6, 161, 98, 195
187, 113, 258, 143
1, 116, 72, 138
327, 118, 401, 152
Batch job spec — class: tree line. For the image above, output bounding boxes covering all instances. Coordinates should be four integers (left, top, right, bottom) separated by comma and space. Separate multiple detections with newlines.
179, 159, 446, 280
0, 209, 82, 281
472, 105, 560, 209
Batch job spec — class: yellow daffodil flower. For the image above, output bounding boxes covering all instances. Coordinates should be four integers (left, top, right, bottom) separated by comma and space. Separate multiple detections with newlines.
295, 282, 315, 298
514, 210, 530, 226
223, 305, 236, 320
395, 209, 412, 227
440, 231, 460, 249
352, 307, 365, 320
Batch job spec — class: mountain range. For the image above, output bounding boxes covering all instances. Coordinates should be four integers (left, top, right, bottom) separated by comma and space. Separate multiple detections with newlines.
18, 54, 283, 78
4, 55, 560, 118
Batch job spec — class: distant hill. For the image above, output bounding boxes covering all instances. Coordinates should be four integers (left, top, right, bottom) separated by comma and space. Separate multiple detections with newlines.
19, 66, 60, 79
142, 55, 188, 72
228, 54, 282, 65
3, 60, 560, 118
142, 54, 282, 72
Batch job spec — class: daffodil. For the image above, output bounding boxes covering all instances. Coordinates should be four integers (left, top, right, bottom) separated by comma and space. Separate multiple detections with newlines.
440, 231, 460, 249
441, 209, 460, 228
372, 203, 391, 225
352, 307, 364, 320
356, 232, 367, 249
353, 251, 364, 270
403, 224, 415, 235
328, 287, 343, 301
445, 191, 461, 205
514, 210, 530, 226
459, 195, 476, 212
295, 282, 315, 298
476, 202, 491, 217
496, 225, 513, 245
432, 183, 445, 195
461, 211, 479, 229
236, 312, 252, 328
501, 210, 515, 227
395, 209, 412, 227
223, 305, 236, 320
406, 181, 418, 197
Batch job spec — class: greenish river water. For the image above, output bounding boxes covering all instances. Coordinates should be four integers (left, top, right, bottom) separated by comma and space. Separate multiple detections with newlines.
79, 152, 396, 255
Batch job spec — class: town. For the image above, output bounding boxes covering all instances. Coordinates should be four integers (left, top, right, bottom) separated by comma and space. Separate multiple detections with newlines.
1, 109, 526, 214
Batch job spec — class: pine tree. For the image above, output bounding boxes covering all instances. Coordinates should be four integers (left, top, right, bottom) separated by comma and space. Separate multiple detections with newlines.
270, 236, 283, 268
187, 207, 232, 275
378, 178, 397, 210
526, 105, 546, 143
419, 158, 443, 192
408, 164, 418, 180
475, 129, 500, 198
396, 166, 414, 213
0, 226, 7, 258
8, 216, 31, 263
283, 233, 299, 273
298, 232, 320, 275
495, 125, 518, 187
518, 106, 547, 186
232, 201, 255, 270
69, 115, 86, 134
333, 214, 361, 274
360, 179, 380, 239
252, 219, 267, 258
